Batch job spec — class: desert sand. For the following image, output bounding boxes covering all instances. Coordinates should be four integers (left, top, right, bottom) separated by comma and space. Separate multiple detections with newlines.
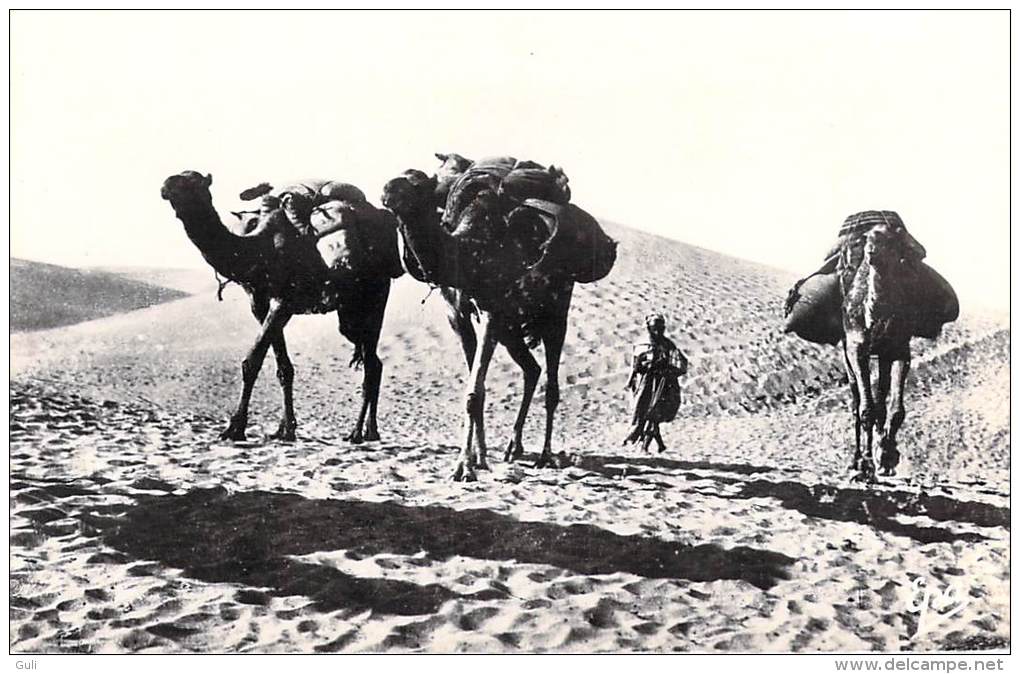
9, 223, 1010, 653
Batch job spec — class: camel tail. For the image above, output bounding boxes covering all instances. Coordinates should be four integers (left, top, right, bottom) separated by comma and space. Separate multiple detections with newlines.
349, 344, 365, 370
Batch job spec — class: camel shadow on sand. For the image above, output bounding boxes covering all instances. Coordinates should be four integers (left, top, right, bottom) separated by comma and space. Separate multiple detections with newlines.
572, 454, 778, 477
569, 454, 1009, 546
88, 487, 795, 617
718, 478, 1009, 545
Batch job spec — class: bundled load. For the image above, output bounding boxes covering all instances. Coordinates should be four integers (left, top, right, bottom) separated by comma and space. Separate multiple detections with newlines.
309, 200, 404, 280
432, 152, 473, 201
784, 210, 959, 345
238, 179, 403, 281
441, 156, 569, 230
435, 154, 616, 290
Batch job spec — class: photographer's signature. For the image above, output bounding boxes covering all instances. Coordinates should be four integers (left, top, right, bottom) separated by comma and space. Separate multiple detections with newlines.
908, 576, 976, 637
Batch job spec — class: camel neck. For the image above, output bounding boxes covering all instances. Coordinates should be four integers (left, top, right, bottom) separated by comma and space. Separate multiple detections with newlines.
396, 205, 456, 285
174, 198, 260, 283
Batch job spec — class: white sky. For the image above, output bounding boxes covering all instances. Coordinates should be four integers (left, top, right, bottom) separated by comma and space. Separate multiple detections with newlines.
10, 10, 1010, 309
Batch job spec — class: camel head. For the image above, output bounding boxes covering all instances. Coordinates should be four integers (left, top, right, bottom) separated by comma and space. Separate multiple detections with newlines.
161, 171, 213, 206
864, 221, 927, 270
381, 169, 438, 217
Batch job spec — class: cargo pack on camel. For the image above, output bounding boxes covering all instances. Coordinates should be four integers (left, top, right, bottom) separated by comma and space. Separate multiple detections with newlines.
236, 180, 404, 282
783, 211, 959, 345
402, 155, 616, 297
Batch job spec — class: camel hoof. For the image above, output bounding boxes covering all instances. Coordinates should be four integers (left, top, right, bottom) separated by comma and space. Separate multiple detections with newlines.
344, 431, 364, 445
503, 439, 524, 463
880, 448, 900, 475
219, 421, 247, 442
850, 464, 876, 484
452, 463, 477, 482
533, 453, 553, 469
269, 423, 297, 442
363, 430, 380, 442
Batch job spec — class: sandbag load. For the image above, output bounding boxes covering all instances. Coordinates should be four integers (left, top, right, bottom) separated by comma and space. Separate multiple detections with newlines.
784, 211, 958, 345
515, 200, 617, 284
900, 262, 959, 338
239, 180, 402, 281
783, 272, 843, 345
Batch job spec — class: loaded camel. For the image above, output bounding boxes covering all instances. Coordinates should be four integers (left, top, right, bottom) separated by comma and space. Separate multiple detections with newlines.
839, 216, 927, 480
786, 210, 958, 481
382, 156, 616, 481
160, 171, 402, 443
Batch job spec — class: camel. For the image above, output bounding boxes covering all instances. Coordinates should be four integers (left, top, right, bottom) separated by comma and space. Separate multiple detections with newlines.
160, 171, 400, 444
381, 163, 616, 481
838, 214, 934, 481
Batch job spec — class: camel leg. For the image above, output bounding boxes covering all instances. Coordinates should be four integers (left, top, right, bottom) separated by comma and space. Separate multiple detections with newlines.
338, 281, 388, 444
247, 294, 298, 442
346, 323, 385, 444
344, 349, 377, 445
444, 289, 478, 369
842, 340, 862, 471
501, 333, 541, 463
222, 299, 291, 441
345, 348, 382, 443
874, 357, 892, 439
880, 352, 910, 476
846, 335, 876, 481
535, 316, 567, 469
454, 313, 497, 481
268, 332, 297, 441
362, 349, 383, 442
653, 422, 667, 453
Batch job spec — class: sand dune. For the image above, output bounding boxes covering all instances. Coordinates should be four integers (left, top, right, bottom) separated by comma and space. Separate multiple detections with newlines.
9, 223, 1010, 653
11, 259, 190, 332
